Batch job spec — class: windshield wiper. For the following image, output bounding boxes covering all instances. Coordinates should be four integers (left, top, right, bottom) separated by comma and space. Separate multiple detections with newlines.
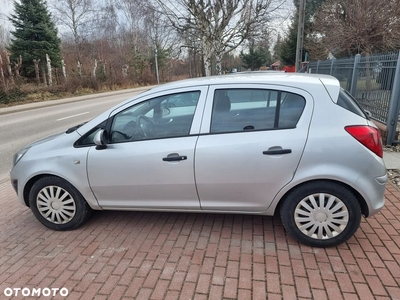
66, 122, 87, 134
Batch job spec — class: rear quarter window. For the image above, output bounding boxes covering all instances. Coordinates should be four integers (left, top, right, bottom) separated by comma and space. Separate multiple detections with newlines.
336, 89, 367, 118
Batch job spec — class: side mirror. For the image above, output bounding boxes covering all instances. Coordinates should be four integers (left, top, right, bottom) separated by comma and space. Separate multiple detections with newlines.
364, 110, 372, 118
94, 130, 107, 150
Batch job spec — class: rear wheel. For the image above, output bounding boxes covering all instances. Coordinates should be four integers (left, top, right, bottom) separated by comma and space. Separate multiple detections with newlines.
29, 176, 92, 230
280, 181, 361, 247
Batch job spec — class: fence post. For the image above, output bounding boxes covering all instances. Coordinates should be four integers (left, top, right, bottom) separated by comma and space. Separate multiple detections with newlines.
350, 54, 361, 97
330, 58, 336, 76
316, 60, 320, 73
386, 51, 400, 145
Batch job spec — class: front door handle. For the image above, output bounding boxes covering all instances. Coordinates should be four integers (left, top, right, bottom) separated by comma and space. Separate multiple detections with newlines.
162, 153, 188, 162
263, 149, 292, 155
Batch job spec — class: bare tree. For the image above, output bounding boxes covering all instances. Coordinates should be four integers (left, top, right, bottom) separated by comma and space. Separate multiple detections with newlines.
114, 0, 148, 46
0, 0, 13, 28
5, 52, 14, 85
0, 23, 10, 49
50, 0, 95, 61
313, 0, 400, 56
46, 54, 52, 86
61, 59, 66, 79
0, 53, 6, 91
14, 54, 22, 77
183, 30, 205, 77
93, 1, 120, 41
0, 23, 11, 88
144, 4, 181, 81
155, 0, 285, 76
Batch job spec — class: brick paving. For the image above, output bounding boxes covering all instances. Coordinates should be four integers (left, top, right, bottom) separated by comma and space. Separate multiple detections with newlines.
0, 180, 399, 300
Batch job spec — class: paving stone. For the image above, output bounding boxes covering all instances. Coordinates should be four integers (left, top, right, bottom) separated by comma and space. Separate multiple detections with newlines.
0, 181, 399, 299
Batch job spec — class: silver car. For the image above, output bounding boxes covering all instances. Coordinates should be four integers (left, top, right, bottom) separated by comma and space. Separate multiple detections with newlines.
10, 73, 387, 247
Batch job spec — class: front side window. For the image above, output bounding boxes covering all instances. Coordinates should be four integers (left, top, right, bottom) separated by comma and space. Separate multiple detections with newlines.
110, 91, 201, 143
210, 89, 305, 133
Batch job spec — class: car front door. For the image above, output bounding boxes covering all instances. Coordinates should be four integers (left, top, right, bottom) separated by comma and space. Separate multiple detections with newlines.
195, 85, 313, 212
86, 87, 208, 209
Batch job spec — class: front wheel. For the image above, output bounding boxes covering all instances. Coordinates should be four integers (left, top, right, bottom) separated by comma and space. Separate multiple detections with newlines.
280, 181, 361, 247
29, 176, 92, 230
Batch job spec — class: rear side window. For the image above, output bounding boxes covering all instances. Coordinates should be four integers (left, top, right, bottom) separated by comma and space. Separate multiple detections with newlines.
337, 89, 367, 118
210, 89, 305, 133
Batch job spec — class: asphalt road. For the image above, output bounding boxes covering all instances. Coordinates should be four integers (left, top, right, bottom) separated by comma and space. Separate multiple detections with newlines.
0, 87, 151, 184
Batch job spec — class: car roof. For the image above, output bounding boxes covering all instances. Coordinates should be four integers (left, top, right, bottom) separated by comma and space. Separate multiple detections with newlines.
145, 72, 340, 101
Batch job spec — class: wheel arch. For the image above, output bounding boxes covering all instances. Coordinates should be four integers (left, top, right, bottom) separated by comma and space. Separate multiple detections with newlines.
23, 174, 83, 208
275, 179, 369, 217
23, 174, 51, 207
27, 175, 92, 230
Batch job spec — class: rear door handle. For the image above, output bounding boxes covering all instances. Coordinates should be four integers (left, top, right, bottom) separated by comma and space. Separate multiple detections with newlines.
263, 149, 292, 155
162, 153, 188, 162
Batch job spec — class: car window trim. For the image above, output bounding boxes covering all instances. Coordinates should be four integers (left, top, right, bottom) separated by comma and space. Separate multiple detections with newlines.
274, 91, 282, 128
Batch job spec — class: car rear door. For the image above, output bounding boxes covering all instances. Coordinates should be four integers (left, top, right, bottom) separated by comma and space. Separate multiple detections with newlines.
195, 84, 313, 212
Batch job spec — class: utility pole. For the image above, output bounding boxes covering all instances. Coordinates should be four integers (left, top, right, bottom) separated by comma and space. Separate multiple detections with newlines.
155, 47, 160, 84
295, 0, 306, 72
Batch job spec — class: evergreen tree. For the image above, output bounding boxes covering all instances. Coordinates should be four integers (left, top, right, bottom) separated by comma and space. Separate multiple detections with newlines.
8, 0, 61, 78
149, 44, 172, 76
278, 0, 327, 65
240, 45, 270, 71
279, 17, 298, 66
272, 34, 282, 62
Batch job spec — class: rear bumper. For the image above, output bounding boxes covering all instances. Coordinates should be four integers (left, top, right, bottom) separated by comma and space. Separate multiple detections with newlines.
354, 170, 387, 217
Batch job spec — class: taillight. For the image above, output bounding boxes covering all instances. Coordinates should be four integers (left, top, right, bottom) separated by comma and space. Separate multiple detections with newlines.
345, 126, 383, 158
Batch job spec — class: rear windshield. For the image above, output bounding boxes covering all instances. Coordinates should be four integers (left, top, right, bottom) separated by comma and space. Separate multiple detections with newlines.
336, 89, 367, 118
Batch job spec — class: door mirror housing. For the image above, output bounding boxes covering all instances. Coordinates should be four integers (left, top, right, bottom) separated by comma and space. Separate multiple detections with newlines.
94, 130, 107, 150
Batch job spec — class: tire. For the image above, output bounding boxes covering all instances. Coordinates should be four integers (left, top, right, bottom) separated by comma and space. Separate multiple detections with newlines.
280, 181, 361, 247
29, 176, 92, 230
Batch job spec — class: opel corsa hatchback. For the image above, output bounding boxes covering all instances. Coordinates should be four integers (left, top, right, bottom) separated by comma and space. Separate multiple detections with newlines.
10, 73, 387, 247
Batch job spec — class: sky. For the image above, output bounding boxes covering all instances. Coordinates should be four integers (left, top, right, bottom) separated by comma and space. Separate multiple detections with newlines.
0, 0, 294, 49
0, 0, 13, 27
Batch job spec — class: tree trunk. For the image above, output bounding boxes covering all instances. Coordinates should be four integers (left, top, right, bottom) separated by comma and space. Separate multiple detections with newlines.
201, 55, 206, 77
202, 38, 213, 77
202, 50, 212, 77
0, 54, 6, 92
46, 54, 52, 86
61, 59, 67, 80
188, 50, 193, 78
33, 59, 40, 85
14, 55, 22, 77
203, 56, 212, 76
122, 64, 129, 77
102, 61, 106, 77
215, 52, 222, 75
5, 52, 14, 85
42, 66, 47, 86
92, 59, 98, 79
364, 51, 372, 91
77, 60, 82, 77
